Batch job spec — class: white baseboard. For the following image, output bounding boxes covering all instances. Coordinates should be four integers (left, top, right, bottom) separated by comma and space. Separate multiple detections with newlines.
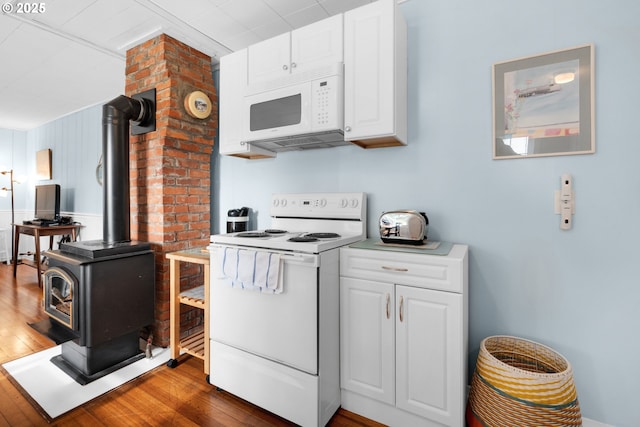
583, 418, 613, 427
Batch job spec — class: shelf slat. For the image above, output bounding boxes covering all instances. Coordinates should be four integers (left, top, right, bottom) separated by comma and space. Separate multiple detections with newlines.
179, 330, 205, 359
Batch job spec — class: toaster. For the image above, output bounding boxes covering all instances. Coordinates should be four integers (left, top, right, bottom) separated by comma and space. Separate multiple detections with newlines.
379, 210, 429, 245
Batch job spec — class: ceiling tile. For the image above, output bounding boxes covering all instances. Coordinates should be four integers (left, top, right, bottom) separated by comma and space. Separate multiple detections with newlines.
221, 31, 263, 52
263, 0, 319, 17
190, 8, 249, 39
0, 15, 21, 41
219, 0, 281, 30
251, 18, 292, 40
283, 4, 331, 28
26, 0, 97, 27
62, 1, 148, 47
319, 0, 372, 15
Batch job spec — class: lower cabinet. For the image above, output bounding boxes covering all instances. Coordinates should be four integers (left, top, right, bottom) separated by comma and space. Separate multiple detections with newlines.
340, 244, 468, 427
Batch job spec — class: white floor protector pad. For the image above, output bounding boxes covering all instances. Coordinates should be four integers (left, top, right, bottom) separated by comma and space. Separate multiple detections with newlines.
2, 345, 170, 419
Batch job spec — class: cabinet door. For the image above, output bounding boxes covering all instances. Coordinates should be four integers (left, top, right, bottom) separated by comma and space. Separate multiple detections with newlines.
219, 49, 247, 154
220, 49, 275, 159
248, 15, 343, 87
344, 0, 396, 141
247, 32, 291, 85
340, 277, 394, 405
291, 14, 343, 74
395, 285, 463, 426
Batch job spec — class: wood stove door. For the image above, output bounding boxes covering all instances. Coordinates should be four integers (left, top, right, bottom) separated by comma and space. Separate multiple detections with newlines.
43, 266, 78, 330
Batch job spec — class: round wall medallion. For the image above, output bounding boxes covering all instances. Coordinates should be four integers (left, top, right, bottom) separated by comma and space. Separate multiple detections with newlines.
184, 90, 212, 119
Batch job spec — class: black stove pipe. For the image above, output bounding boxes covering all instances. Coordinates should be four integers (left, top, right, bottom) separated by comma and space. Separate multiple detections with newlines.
102, 95, 154, 243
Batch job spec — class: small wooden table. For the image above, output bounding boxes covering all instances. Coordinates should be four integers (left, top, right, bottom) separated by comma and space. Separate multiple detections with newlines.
166, 248, 210, 379
13, 223, 82, 287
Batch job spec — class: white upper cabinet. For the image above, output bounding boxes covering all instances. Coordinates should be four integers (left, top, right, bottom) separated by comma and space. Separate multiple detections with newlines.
219, 49, 275, 159
247, 14, 343, 88
218, 0, 408, 158
344, 0, 407, 148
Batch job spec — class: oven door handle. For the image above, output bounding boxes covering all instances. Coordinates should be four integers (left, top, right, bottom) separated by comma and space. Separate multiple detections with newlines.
279, 253, 320, 267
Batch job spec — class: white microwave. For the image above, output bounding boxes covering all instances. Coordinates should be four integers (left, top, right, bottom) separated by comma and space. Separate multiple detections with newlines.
242, 66, 346, 152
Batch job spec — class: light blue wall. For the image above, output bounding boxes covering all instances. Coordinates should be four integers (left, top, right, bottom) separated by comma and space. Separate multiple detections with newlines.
0, 129, 28, 211
25, 106, 103, 214
215, 1, 640, 426
0, 106, 103, 216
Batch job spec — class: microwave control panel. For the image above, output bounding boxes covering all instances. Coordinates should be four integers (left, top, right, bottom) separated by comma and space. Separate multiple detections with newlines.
311, 75, 343, 131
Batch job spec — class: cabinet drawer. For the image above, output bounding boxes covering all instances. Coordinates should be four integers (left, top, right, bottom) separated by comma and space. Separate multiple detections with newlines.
340, 246, 467, 293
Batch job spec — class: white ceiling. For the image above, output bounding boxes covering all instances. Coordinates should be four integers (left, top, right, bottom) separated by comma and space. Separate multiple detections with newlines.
0, 0, 377, 130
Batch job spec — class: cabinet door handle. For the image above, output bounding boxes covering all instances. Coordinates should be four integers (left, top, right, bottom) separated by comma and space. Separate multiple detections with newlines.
282, 64, 289, 70
399, 296, 404, 322
345, 126, 352, 132
385, 293, 390, 319
291, 62, 297, 69
382, 265, 408, 272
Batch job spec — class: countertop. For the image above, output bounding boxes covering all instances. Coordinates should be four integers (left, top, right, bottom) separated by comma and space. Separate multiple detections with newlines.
348, 238, 453, 256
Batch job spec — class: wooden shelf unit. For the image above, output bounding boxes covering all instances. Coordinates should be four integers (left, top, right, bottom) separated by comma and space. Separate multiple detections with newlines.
166, 248, 210, 377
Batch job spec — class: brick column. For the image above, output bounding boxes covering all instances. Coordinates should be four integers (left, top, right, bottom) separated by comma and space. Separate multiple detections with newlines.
125, 34, 217, 346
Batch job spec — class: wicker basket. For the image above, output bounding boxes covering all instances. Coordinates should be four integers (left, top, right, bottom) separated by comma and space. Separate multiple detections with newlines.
466, 335, 582, 427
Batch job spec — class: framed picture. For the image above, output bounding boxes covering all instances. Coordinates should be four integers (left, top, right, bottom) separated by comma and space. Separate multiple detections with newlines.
36, 148, 52, 179
493, 44, 595, 159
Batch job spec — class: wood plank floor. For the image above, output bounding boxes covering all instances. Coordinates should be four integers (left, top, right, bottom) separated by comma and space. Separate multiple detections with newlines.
0, 263, 384, 427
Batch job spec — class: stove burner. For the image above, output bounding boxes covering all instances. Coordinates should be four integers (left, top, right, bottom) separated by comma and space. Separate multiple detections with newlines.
305, 232, 341, 239
265, 229, 287, 234
288, 236, 319, 242
236, 232, 270, 238
287, 232, 342, 243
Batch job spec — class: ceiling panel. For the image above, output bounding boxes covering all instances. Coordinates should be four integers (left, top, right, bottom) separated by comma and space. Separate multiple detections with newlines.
320, 0, 371, 15
218, 0, 284, 31
265, 0, 319, 16
282, 4, 332, 28
26, 0, 95, 27
0, 14, 21, 40
0, 0, 381, 130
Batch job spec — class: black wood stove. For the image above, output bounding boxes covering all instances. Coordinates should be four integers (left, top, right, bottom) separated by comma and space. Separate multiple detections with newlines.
43, 91, 157, 385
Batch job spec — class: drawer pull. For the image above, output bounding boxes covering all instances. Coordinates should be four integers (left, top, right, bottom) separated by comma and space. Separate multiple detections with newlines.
399, 296, 404, 322
385, 293, 390, 319
381, 265, 408, 272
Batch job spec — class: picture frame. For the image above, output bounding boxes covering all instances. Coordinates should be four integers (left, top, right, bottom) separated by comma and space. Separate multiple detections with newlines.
36, 148, 52, 180
493, 44, 595, 159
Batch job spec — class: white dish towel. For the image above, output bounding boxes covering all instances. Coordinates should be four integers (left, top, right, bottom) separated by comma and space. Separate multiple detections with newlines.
221, 247, 283, 294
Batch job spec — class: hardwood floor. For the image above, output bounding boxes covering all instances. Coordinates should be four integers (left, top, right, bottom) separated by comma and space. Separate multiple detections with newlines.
0, 263, 383, 427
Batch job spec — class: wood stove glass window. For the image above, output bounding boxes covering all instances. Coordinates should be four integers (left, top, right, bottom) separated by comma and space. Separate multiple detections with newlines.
44, 266, 78, 330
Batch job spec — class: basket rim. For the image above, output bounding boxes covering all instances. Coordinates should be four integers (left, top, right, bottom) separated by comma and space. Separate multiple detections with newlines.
480, 335, 573, 377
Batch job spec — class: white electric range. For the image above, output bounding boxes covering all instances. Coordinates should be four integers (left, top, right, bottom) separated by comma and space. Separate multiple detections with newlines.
208, 192, 366, 427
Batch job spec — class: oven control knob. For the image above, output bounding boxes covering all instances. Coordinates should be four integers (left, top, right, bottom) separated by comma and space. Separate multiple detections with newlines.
320, 199, 327, 207
273, 199, 279, 207
280, 199, 287, 207
340, 198, 348, 208
350, 198, 359, 208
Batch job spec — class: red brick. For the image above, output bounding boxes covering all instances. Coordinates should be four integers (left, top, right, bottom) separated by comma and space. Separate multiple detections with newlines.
126, 33, 215, 347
